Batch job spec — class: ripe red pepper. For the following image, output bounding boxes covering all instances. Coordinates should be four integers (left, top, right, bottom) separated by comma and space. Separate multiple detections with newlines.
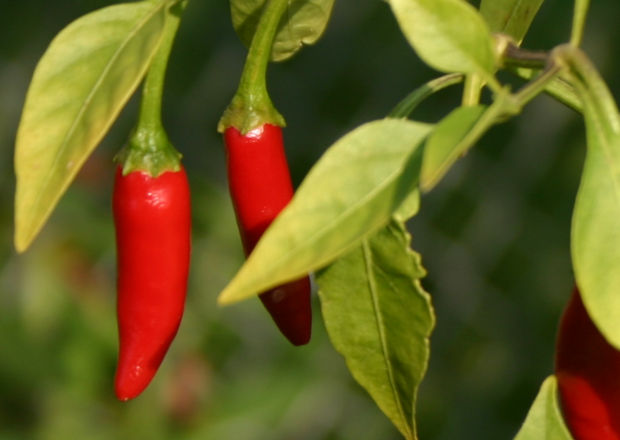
224, 123, 312, 346
113, 165, 191, 400
555, 287, 620, 439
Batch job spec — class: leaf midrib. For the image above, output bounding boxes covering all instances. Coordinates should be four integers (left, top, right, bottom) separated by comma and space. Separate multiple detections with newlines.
362, 239, 413, 439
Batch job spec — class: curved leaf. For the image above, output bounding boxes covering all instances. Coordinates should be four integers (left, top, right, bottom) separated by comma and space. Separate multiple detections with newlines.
14, 1, 168, 252
317, 221, 434, 440
559, 48, 620, 348
388, 0, 496, 80
514, 376, 572, 440
231, 0, 336, 62
480, 0, 544, 44
218, 119, 432, 305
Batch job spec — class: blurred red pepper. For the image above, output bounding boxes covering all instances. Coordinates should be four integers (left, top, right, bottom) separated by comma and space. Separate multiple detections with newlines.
555, 287, 620, 440
224, 123, 311, 346
113, 165, 191, 400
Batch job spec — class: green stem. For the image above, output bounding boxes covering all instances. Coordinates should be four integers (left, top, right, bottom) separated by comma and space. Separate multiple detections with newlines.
462, 74, 483, 107
137, 0, 187, 133
570, 0, 591, 47
389, 73, 464, 118
117, 0, 188, 176
218, 0, 288, 134
511, 62, 563, 109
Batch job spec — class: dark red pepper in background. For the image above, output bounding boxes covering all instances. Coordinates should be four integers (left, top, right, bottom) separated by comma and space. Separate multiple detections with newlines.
555, 287, 620, 440
113, 165, 191, 401
224, 123, 312, 346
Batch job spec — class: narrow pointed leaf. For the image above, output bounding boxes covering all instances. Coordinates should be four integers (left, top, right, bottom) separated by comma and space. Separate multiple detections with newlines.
218, 119, 432, 305
559, 48, 620, 348
14, 1, 168, 252
420, 104, 487, 191
514, 376, 572, 440
480, 0, 544, 44
317, 220, 434, 440
231, 0, 336, 62
388, 0, 496, 80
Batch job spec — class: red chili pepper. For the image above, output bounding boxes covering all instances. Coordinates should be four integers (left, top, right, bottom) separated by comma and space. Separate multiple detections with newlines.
224, 123, 311, 346
555, 287, 620, 439
113, 165, 191, 400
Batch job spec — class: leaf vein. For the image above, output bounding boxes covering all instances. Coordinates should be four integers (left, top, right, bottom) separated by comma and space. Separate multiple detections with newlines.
362, 239, 413, 438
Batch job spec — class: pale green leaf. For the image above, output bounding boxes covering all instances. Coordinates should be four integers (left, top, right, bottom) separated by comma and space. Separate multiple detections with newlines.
218, 119, 432, 305
420, 104, 487, 191
14, 1, 168, 252
560, 48, 620, 348
317, 221, 434, 440
231, 0, 335, 62
388, 0, 496, 80
480, 0, 544, 44
393, 188, 420, 223
514, 376, 572, 440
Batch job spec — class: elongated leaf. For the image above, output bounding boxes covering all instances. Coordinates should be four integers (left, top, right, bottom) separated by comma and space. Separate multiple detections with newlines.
218, 119, 432, 305
231, 0, 336, 62
514, 376, 572, 440
388, 0, 496, 80
14, 1, 168, 252
560, 48, 620, 348
420, 104, 487, 191
317, 221, 434, 440
480, 0, 544, 44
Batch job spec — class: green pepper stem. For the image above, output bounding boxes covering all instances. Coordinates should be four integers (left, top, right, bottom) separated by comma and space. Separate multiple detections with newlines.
117, 0, 188, 177
137, 0, 187, 133
218, 0, 289, 134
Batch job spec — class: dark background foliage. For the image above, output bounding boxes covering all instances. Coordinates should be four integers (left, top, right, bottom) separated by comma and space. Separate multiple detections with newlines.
0, 1, 618, 438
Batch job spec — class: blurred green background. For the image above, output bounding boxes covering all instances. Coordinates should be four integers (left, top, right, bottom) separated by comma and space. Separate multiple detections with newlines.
1, 1, 619, 439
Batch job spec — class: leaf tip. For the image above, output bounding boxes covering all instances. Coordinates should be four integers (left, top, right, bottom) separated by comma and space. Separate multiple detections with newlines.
216, 291, 234, 306
14, 236, 28, 254
13, 213, 35, 254
217, 282, 244, 306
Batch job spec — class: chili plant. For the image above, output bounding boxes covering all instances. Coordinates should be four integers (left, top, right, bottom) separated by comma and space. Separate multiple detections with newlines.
10, 0, 620, 438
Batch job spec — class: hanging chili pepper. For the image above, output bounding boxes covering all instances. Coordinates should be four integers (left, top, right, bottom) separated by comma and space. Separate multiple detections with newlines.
217, 0, 312, 345
113, 164, 191, 401
224, 123, 311, 346
555, 287, 620, 440
112, 0, 191, 400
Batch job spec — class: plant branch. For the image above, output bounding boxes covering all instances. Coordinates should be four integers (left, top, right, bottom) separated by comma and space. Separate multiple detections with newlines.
502, 43, 548, 70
